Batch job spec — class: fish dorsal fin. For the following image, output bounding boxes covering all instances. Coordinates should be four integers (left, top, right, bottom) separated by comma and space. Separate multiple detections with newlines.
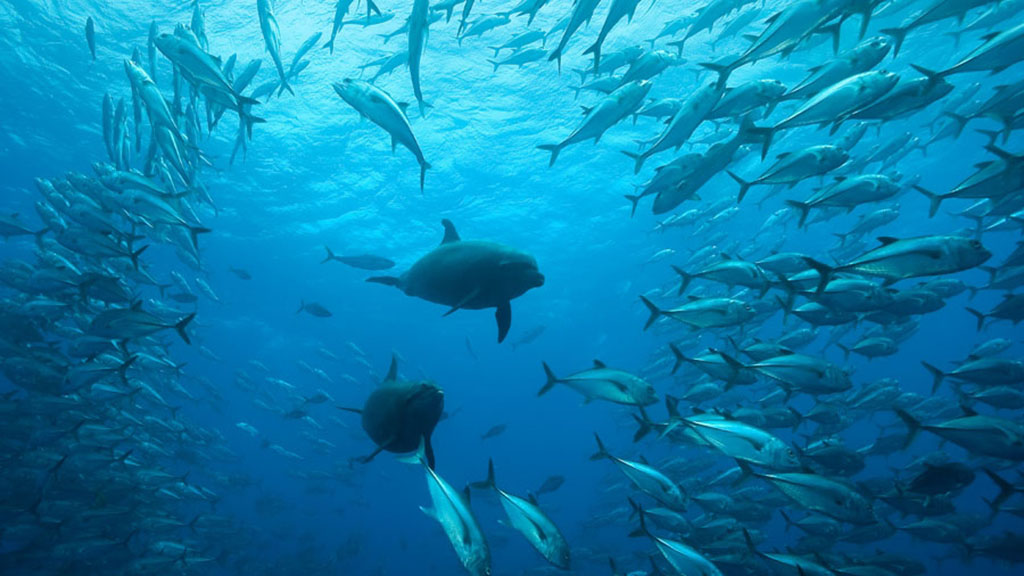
397, 101, 410, 115
833, 175, 847, 182
593, 359, 607, 369
687, 295, 701, 301
462, 484, 472, 505
385, 355, 399, 382
960, 403, 978, 417
720, 253, 732, 260
527, 492, 538, 506
876, 236, 899, 246
776, 152, 790, 159
440, 219, 461, 244
130, 300, 143, 311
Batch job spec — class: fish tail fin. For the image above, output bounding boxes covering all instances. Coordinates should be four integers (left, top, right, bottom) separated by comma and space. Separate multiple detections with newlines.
784, 199, 811, 229
624, 194, 641, 218
668, 343, 686, 375
837, 343, 850, 362
295, 300, 305, 314
366, 0, 381, 17
712, 348, 747, 391
801, 257, 834, 294
608, 557, 621, 576
639, 295, 661, 330
537, 144, 561, 167
469, 458, 497, 490
538, 362, 559, 396
620, 149, 645, 174
547, 47, 563, 72
632, 409, 654, 442
742, 528, 758, 554
589, 433, 611, 461
130, 245, 148, 270
942, 111, 972, 139
626, 500, 650, 538
487, 59, 500, 73
278, 77, 295, 97
321, 245, 336, 264
583, 41, 601, 74
671, 265, 692, 295
366, 276, 401, 287
921, 361, 945, 394
910, 64, 944, 89
664, 394, 681, 420
749, 125, 774, 160
880, 27, 908, 57
728, 170, 752, 204
174, 312, 196, 345
667, 38, 685, 57
118, 354, 138, 385
965, 307, 987, 331
779, 510, 794, 532
699, 61, 733, 89
322, 36, 335, 54
419, 160, 430, 192
187, 225, 212, 251
894, 408, 921, 449
734, 459, 757, 485
983, 468, 1019, 516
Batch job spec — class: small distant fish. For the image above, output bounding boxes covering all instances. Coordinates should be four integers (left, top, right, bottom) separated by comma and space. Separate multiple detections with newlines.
229, 267, 252, 280
85, 17, 96, 60
296, 300, 332, 317
480, 424, 507, 440
321, 245, 395, 270
509, 325, 546, 350
535, 475, 565, 496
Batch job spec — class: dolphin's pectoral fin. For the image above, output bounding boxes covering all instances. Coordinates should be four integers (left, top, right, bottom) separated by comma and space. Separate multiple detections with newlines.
357, 444, 387, 464
424, 434, 436, 470
444, 288, 481, 316
496, 301, 512, 343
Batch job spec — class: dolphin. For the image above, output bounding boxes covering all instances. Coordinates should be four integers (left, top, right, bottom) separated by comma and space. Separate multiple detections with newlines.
367, 220, 544, 343
340, 355, 444, 469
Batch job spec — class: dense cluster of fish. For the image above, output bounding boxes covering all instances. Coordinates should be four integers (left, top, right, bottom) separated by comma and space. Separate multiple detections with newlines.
2, 0, 1024, 574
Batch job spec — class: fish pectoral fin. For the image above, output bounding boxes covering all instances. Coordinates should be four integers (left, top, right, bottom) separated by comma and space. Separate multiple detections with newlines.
390, 136, 397, 153
443, 288, 481, 316
420, 506, 437, 521
496, 301, 512, 343
528, 517, 548, 541
459, 515, 473, 546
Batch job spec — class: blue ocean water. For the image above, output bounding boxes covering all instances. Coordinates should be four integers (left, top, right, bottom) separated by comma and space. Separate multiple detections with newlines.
1, 0, 1023, 575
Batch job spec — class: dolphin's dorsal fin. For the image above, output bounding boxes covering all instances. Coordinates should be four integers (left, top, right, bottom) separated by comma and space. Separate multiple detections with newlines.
440, 219, 461, 244
593, 359, 607, 368
385, 354, 399, 382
